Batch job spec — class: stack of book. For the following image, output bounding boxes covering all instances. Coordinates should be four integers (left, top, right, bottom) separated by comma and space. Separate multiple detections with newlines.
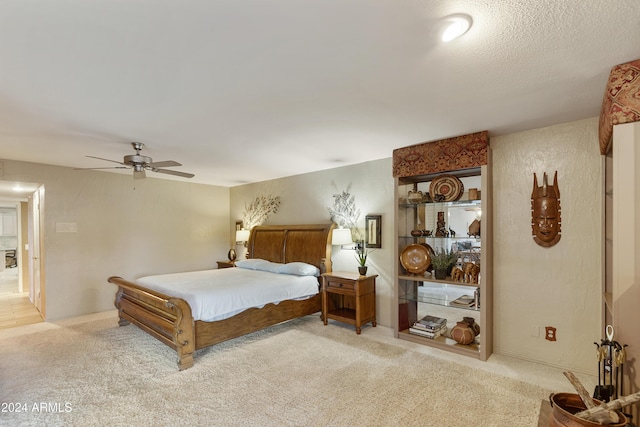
409, 315, 446, 339
450, 294, 475, 308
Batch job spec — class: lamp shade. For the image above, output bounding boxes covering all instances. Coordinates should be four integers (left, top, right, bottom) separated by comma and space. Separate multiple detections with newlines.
235, 229, 251, 243
331, 228, 353, 246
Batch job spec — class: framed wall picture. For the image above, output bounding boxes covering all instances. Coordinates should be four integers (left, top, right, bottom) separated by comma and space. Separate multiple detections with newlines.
365, 215, 382, 248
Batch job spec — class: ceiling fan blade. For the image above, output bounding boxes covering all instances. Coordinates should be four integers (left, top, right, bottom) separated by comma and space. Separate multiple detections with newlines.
153, 168, 195, 178
83, 145, 192, 180
86, 155, 127, 166
74, 166, 129, 170
148, 160, 181, 168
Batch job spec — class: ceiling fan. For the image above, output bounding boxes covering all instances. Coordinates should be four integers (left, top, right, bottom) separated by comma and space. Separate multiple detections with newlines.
75, 142, 195, 179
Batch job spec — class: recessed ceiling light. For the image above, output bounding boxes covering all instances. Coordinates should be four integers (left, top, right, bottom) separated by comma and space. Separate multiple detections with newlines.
441, 14, 472, 42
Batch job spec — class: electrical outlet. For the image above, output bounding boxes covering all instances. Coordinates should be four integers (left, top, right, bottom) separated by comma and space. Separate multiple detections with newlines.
545, 326, 557, 341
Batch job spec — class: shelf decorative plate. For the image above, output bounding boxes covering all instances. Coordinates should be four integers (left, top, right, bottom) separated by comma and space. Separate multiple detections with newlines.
421, 243, 435, 272
429, 174, 464, 202
400, 244, 432, 274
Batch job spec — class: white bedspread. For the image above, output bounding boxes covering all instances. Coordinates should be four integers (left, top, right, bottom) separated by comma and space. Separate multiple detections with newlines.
136, 268, 320, 322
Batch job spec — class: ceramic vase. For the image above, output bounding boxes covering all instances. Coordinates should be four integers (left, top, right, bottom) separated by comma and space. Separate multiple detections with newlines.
463, 316, 481, 336
450, 320, 476, 345
358, 266, 368, 276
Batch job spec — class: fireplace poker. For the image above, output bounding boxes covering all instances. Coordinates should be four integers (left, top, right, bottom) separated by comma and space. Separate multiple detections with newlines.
594, 342, 602, 395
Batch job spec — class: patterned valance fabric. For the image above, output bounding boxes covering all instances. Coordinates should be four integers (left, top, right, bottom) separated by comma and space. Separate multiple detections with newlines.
599, 59, 640, 155
392, 131, 489, 178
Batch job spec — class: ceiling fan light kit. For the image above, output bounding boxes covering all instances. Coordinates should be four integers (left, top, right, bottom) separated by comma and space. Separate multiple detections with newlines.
76, 142, 195, 180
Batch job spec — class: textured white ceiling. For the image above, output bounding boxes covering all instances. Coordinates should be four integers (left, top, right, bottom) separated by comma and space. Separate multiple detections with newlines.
0, 0, 639, 191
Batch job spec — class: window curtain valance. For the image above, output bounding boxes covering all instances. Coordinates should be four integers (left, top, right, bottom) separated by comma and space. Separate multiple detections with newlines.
599, 59, 640, 155
392, 131, 488, 178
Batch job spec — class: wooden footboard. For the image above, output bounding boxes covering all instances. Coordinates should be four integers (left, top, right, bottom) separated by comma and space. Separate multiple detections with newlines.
109, 276, 196, 370
194, 293, 322, 349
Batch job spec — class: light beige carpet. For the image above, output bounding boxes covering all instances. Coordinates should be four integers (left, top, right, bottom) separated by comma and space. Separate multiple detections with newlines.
1, 313, 562, 426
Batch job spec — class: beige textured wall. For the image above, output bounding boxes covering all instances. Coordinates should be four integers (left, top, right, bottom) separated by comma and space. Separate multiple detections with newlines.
231, 117, 603, 373
0, 159, 230, 320
491, 117, 603, 372
230, 159, 396, 327
1, 117, 605, 373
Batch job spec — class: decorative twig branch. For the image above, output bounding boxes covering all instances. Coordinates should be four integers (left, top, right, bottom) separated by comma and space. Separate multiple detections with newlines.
575, 392, 640, 421
242, 194, 281, 230
328, 187, 362, 241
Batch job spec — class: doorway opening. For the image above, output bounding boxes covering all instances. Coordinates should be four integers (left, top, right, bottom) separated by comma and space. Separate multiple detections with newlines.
0, 181, 45, 329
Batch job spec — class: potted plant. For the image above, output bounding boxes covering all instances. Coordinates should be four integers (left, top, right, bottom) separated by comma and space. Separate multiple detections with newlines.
355, 247, 370, 275
430, 248, 457, 280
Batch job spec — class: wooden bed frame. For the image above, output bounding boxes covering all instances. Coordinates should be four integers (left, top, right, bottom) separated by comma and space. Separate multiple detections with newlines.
108, 223, 335, 370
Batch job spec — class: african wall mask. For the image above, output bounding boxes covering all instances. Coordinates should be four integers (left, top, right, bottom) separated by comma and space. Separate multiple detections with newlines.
531, 171, 561, 247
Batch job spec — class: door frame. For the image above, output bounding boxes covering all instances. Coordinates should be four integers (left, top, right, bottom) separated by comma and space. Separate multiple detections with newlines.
28, 185, 45, 317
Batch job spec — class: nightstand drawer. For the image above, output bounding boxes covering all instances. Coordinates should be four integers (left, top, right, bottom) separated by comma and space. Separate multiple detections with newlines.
325, 278, 355, 292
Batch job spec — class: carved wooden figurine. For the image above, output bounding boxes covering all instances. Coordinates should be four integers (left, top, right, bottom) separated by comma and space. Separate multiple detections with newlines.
462, 262, 480, 284
531, 171, 561, 247
468, 219, 480, 238
435, 211, 448, 237
451, 266, 464, 282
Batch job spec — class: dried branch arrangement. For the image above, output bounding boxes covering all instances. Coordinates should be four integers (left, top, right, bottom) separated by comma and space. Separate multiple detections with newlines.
328, 188, 362, 241
242, 194, 281, 230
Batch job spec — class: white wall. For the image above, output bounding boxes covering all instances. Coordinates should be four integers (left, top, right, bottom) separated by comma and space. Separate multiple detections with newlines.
0, 159, 230, 320
491, 117, 602, 372
230, 159, 396, 327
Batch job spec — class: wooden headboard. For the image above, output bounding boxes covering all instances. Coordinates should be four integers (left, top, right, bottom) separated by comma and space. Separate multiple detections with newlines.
247, 223, 335, 274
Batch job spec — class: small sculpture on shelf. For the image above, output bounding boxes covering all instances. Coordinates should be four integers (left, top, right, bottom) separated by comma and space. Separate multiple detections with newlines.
468, 219, 480, 237
451, 266, 464, 282
462, 262, 480, 284
435, 211, 448, 237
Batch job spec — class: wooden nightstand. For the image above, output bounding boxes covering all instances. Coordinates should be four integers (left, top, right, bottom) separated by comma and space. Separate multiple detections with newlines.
321, 272, 377, 334
216, 260, 235, 269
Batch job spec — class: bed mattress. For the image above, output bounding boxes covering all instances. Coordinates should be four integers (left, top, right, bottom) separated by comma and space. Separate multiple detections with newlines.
136, 268, 319, 322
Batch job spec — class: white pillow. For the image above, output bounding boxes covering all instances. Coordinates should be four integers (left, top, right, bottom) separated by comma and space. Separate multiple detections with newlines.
235, 259, 269, 270
259, 261, 283, 274
279, 262, 320, 277
235, 259, 319, 277
235, 258, 283, 274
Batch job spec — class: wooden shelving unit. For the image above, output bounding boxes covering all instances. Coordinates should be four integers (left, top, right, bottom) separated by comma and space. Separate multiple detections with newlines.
392, 134, 493, 361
